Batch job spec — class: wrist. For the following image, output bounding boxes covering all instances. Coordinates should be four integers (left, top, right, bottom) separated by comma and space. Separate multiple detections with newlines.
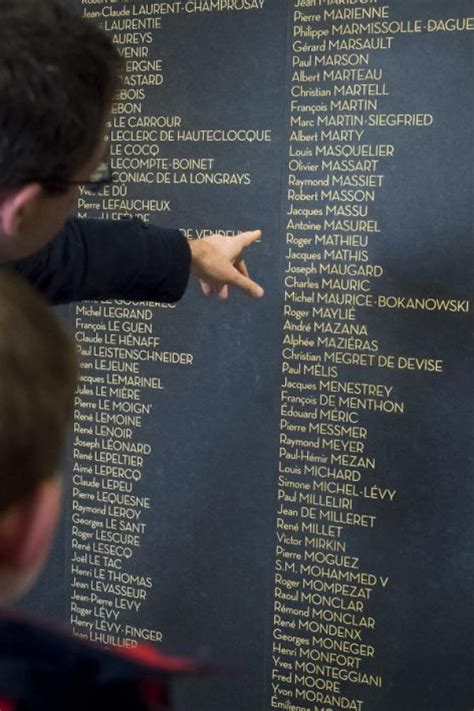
189, 239, 207, 277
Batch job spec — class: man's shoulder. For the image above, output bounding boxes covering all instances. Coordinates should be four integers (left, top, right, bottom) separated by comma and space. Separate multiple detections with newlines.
0, 612, 196, 710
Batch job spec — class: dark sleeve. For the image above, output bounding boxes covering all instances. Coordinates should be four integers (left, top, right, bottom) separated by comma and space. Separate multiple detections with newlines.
9, 217, 191, 305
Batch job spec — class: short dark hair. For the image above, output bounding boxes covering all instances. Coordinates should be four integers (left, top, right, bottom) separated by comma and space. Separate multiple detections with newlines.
0, 0, 122, 192
0, 270, 78, 515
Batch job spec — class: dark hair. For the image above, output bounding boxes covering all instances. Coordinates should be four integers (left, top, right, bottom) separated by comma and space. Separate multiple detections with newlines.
0, 0, 122, 192
0, 270, 78, 515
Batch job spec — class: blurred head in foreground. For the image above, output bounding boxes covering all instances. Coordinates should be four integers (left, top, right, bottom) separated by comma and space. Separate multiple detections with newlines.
0, 0, 122, 260
0, 271, 77, 604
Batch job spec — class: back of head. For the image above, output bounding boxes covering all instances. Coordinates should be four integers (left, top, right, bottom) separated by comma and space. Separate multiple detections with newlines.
0, 0, 122, 192
0, 270, 77, 515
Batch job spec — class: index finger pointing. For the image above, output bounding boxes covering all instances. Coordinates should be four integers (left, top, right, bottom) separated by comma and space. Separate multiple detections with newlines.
236, 229, 262, 248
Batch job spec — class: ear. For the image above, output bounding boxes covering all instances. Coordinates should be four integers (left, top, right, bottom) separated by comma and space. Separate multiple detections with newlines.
0, 184, 43, 238
0, 477, 62, 572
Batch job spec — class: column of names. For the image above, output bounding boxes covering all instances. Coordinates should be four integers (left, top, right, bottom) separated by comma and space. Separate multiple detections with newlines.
270, 2, 472, 709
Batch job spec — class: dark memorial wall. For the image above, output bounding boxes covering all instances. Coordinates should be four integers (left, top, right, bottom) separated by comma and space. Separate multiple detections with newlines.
24, 1, 473, 709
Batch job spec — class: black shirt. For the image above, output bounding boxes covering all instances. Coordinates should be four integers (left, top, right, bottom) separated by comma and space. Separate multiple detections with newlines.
10, 218, 191, 304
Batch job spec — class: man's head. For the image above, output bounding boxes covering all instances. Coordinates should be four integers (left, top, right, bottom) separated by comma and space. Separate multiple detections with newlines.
0, 271, 77, 604
0, 0, 121, 259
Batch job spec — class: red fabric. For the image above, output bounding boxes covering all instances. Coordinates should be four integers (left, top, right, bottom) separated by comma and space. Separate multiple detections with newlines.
116, 643, 196, 673
139, 678, 169, 708
0, 700, 15, 711
115, 643, 199, 709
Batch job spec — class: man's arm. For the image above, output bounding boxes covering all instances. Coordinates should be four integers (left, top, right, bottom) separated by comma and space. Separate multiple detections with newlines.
10, 217, 191, 304
9, 217, 263, 305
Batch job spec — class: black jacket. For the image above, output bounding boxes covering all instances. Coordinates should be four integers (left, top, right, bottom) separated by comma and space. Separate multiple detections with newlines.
0, 613, 198, 711
10, 218, 191, 304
